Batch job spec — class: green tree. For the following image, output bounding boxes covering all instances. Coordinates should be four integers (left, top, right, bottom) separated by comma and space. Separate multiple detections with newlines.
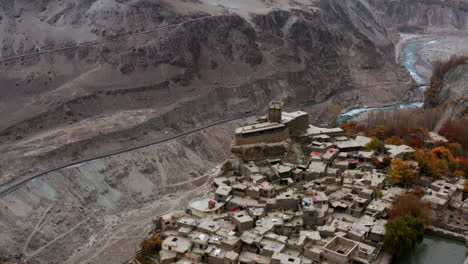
366, 137, 385, 153
384, 214, 426, 256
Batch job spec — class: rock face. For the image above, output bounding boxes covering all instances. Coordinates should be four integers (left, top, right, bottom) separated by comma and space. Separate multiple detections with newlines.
0, 0, 421, 263
433, 62, 468, 130
435, 63, 468, 104
368, 0, 468, 32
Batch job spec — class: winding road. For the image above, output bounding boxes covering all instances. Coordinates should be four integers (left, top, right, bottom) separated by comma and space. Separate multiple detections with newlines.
0, 14, 225, 63
0, 80, 406, 198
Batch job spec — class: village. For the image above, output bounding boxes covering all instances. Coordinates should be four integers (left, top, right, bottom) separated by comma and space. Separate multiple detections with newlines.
139, 102, 467, 264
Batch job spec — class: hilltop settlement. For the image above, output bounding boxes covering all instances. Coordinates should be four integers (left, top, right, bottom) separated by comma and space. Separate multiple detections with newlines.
134, 102, 467, 264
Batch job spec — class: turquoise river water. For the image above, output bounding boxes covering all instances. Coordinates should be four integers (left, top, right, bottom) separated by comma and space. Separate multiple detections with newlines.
336, 40, 439, 124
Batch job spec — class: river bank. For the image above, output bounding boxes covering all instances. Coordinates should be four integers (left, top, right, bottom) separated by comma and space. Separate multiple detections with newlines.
392, 233, 467, 264
426, 225, 468, 243
337, 33, 468, 124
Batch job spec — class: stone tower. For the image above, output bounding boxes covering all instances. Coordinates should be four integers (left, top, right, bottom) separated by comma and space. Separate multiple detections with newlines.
268, 101, 283, 123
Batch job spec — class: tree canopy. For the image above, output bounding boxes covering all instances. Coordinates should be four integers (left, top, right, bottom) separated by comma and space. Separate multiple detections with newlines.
384, 194, 432, 256
384, 214, 426, 256
140, 235, 163, 256
389, 194, 432, 224
388, 158, 417, 186
366, 137, 385, 153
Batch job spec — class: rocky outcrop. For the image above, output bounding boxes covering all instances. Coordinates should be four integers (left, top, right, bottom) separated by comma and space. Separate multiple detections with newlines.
368, 0, 468, 32
434, 62, 468, 104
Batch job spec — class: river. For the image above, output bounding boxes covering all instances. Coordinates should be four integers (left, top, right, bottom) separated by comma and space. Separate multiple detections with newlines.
392, 235, 467, 264
336, 39, 439, 124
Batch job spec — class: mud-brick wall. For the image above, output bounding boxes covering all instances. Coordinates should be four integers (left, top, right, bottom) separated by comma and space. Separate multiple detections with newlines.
285, 114, 309, 136
234, 127, 290, 145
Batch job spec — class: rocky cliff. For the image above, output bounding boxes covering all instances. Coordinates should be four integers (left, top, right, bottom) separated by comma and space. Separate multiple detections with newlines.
368, 0, 468, 33
435, 62, 468, 104
433, 62, 468, 130
0, 0, 416, 263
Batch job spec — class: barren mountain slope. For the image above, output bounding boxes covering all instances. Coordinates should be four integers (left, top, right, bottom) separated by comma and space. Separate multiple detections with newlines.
0, 0, 419, 263
368, 0, 468, 33
433, 62, 468, 131
0, 0, 413, 189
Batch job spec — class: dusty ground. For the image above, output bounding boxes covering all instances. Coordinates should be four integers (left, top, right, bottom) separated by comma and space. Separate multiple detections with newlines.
65, 167, 218, 264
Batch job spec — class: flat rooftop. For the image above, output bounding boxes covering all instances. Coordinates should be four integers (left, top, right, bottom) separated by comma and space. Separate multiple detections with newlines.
235, 122, 286, 135
324, 236, 359, 256
189, 197, 223, 211
282, 111, 308, 121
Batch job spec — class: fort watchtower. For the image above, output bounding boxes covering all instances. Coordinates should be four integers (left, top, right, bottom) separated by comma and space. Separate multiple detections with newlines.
268, 101, 283, 123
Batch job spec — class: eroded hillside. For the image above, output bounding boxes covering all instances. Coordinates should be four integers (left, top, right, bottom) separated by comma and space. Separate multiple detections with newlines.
0, 0, 463, 263
0, 0, 414, 187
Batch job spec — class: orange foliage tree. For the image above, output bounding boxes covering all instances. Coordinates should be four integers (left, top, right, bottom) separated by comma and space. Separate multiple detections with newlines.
140, 235, 163, 256
384, 136, 404, 145
407, 126, 429, 149
439, 119, 468, 151
339, 121, 362, 135
389, 158, 418, 187
430, 146, 455, 161
415, 149, 451, 178
365, 125, 388, 139
434, 141, 463, 157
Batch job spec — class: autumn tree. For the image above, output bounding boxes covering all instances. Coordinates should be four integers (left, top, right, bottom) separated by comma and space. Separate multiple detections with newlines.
365, 125, 388, 139
415, 148, 454, 178
384, 136, 404, 145
457, 157, 468, 175
406, 126, 429, 149
434, 141, 463, 157
388, 158, 417, 187
141, 235, 163, 255
339, 121, 362, 135
136, 235, 163, 264
430, 146, 455, 161
439, 119, 468, 151
389, 194, 432, 224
